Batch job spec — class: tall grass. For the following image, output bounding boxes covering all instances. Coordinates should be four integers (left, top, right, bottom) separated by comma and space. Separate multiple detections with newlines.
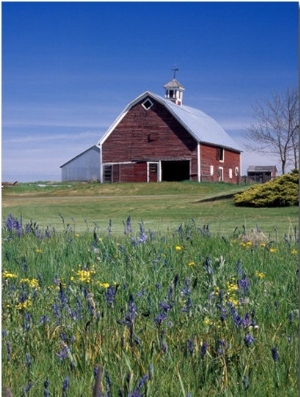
2, 214, 299, 396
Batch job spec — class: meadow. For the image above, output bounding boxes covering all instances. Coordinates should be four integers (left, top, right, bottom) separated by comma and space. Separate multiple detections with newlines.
2, 182, 299, 396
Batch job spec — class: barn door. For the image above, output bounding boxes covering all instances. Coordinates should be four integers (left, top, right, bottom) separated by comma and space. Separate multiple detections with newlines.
218, 167, 223, 182
147, 162, 159, 182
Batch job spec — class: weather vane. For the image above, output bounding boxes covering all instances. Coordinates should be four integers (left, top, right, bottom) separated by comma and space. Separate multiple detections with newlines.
172, 64, 179, 79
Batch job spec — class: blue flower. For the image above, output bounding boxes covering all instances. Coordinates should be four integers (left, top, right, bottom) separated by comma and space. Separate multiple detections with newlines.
271, 346, 279, 362
244, 333, 255, 348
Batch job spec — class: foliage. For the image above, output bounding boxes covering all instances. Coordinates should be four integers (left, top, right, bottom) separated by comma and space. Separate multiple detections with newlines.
2, 215, 298, 396
234, 170, 299, 207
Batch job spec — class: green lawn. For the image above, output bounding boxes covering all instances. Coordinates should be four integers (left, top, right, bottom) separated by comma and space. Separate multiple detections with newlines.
2, 181, 298, 237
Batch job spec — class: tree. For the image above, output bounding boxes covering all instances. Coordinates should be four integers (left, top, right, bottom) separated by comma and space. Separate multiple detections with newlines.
243, 88, 299, 174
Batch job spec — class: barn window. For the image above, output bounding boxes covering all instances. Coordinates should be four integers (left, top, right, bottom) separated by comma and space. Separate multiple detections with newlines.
210, 165, 214, 176
217, 147, 224, 162
103, 165, 112, 183
142, 98, 153, 110
235, 167, 239, 176
229, 168, 233, 179
149, 163, 158, 173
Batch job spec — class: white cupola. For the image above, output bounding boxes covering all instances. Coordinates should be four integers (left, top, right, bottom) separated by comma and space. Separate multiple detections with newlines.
163, 67, 185, 106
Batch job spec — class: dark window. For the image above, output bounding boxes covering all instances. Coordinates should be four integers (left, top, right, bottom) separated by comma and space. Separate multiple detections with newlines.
142, 98, 153, 110
149, 163, 157, 173
217, 147, 224, 161
103, 165, 112, 183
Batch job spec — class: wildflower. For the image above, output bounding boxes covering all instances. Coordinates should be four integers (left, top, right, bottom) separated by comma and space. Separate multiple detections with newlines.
200, 341, 208, 358
244, 333, 255, 348
62, 376, 69, 397
154, 312, 167, 326
291, 249, 297, 255
204, 256, 213, 276
2, 270, 17, 279
271, 346, 279, 362
269, 248, 277, 253
255, 271, 265, 279
175, 245, 182, 251
75, 233, 80, 237
99, 282, 110, 289
104, 284, 117, 306
44, 378, 50, 397
238, 274, 250, 293
187, 339, 194, 355
188, 261, 195, 267
24, 382, 33, 394
35, 249, 43, 253
242, 375, 249, 390
6, 341, 11, 361
25, 352, 32, 368
123, 215, 132, 234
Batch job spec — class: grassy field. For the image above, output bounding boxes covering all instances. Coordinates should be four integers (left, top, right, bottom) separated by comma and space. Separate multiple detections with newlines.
2, 208, 299, 396
2, 181, 298, 238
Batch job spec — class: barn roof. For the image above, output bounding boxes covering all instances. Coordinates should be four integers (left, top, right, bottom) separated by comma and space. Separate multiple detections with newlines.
247, 165, 277, 172
60, 145, 99, 168
98, 91, 242, 152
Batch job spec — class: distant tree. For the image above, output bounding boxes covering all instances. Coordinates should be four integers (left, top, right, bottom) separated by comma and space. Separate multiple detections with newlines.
243, 88, 299, 174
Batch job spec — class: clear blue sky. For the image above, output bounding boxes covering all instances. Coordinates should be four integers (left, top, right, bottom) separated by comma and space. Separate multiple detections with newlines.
2, 2, 298, 182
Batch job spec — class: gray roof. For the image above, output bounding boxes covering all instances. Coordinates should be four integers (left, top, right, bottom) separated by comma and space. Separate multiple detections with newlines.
98, 91, 242, 152
247, 165, 277, 172
163, 79, 185, 90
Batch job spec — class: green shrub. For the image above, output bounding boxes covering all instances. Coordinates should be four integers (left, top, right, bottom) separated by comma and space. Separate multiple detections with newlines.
234, 170, 299, 207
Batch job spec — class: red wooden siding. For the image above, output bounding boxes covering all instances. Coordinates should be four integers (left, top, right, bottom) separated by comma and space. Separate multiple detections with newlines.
200, 144, 240, 183
102, 98, 198, 165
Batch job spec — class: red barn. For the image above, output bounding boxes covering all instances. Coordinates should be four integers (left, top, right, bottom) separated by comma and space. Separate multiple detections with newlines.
61, 77, 242, 183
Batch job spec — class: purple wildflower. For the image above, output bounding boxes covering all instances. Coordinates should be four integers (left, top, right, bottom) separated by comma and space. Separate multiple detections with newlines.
56, 343, 70, 361
204, 256, 213, 276
271, 346, 279, 362
242, 375, 249, 390
244, 333, 255, 348
200, 342, 208, 358
123, 216, 132, 234
25, 352, 32, 368
24, 382, 33, 394
62, 376, 69, 396
188, 339, 194, 355
238, 274, 250, 293
39, 313, 49, 325
105, 284, 117, 306
154, 312, 167, 326
6, 341, 11, 361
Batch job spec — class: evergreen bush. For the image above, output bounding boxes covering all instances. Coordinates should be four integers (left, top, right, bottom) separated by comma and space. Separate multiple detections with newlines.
234, 169, 299, 207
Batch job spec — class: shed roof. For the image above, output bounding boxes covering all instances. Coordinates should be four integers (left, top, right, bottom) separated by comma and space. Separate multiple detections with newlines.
60, 145, 99, 168
98, 91, 242, 152
247, 165, 277, 172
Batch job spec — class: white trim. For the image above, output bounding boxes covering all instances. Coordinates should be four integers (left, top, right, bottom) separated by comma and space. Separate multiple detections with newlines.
197, 143, 201, 182
218, 166, 223, 181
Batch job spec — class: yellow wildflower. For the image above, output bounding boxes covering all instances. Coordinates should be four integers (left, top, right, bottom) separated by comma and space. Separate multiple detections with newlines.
269, 248, 277, 253
75, 233, 80, 237
98, 282, 110, 289
20, 278, 39, 289
35, 249, 43, 253
175, 245, 182, 251
291, 249, 297, 255
2, 271, 18, 279
188, 262, 195, 267
255, 271, 265, 279
16, 299, 32, 310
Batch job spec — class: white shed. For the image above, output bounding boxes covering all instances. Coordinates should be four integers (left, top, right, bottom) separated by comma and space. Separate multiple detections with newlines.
60, 145, 100, 181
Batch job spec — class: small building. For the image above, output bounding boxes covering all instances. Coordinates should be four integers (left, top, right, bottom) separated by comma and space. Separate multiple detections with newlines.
61, 74, 242, 183
60, 145, 100, 182
247, 165, 277, 183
